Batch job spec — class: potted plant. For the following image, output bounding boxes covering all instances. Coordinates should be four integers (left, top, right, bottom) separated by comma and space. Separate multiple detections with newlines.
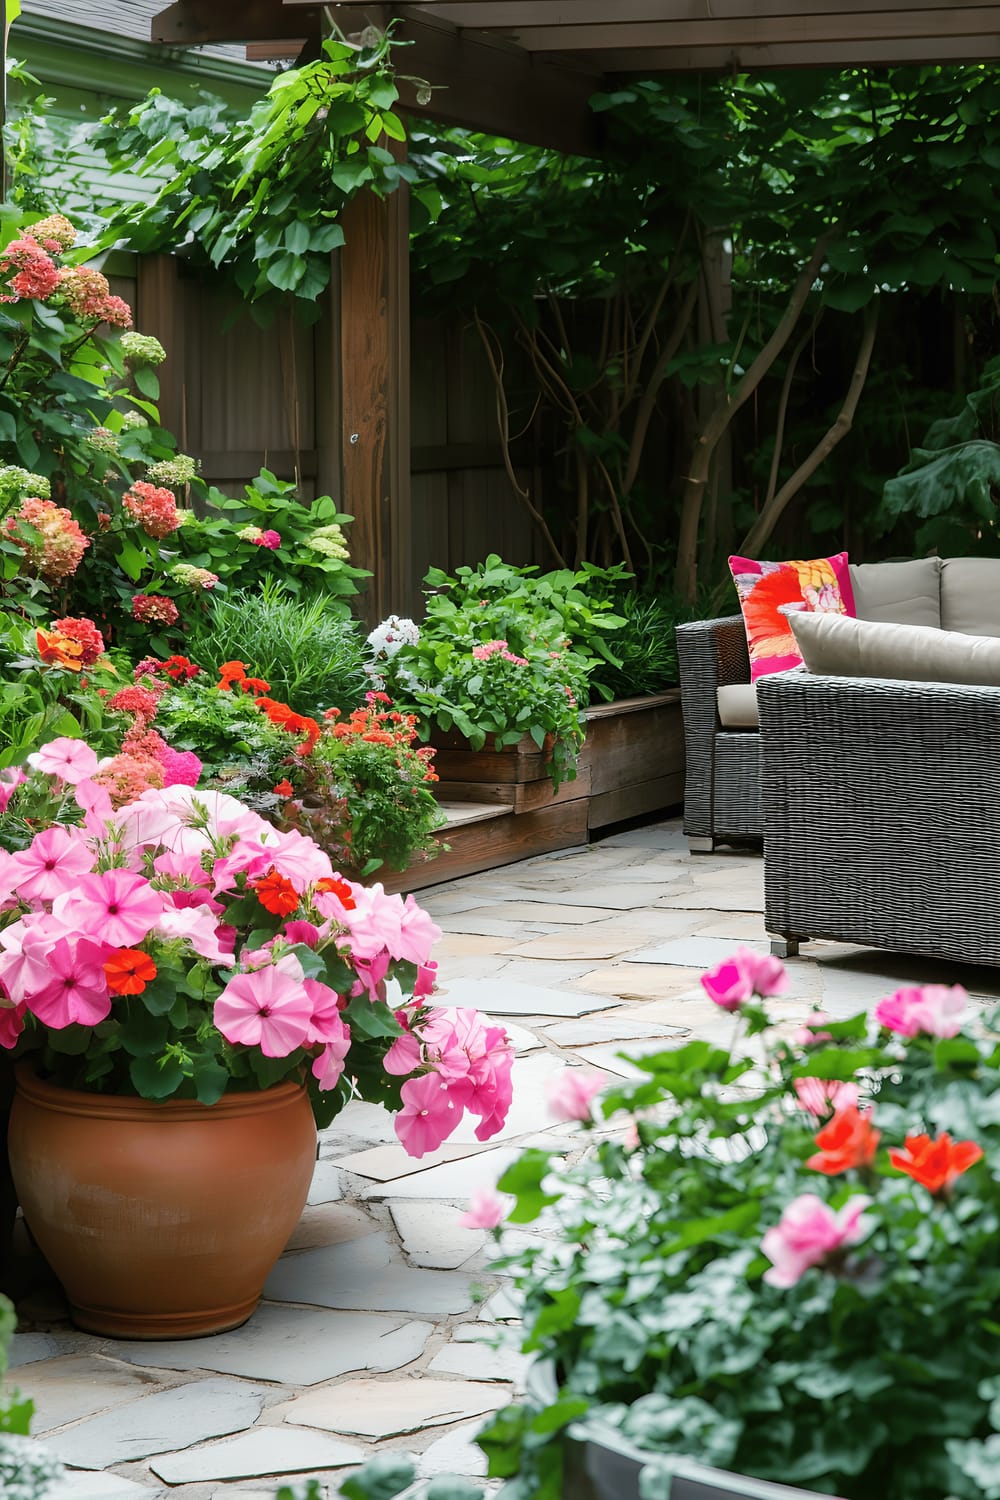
0, 743, 513, 1338
434, 952, 1000, 1499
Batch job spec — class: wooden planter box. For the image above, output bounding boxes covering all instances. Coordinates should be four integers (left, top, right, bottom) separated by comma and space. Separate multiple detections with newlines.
381, 691, 684, 894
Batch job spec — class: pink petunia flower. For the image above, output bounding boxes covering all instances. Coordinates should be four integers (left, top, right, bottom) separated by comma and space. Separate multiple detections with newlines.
397, 894, 443, 967
874, 984, 968, 1040
0, 767, 26, 814
383, 1029, 422, 1077
55, 870, 164, 948
311, 1015, 352, 1090
9, 825, 94, 904
28, 736, 99, 785
793, 1011, 834, 1046
394, 1071, 464, 1157
0, 1000, 26, 1049
302, 978, 347, 1046
0, 915, 63, 1003
761, 1193, 873, 1288
459, 1187, 509, 1230
546, 1068, 604, 1122
24, 935, 112, 1029
214, 964, 314, 1057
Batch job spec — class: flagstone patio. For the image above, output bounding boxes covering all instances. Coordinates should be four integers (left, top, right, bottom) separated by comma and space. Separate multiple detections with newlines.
10, 817, 1000, 1499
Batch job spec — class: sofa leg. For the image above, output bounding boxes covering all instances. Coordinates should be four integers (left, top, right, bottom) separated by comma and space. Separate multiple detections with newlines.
687, 837, 715, 854
770, 934, 800, 959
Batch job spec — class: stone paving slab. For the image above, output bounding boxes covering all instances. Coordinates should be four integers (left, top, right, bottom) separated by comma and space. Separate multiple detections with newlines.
281, 1376, 507, 1437
149, 1429, 366, 1484
19, 1354, 165, 1434
428, 976, 618, 1017
49, 1378, 271, 1469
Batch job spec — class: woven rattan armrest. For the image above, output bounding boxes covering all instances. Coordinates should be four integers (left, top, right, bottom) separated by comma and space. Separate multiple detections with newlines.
675, 617, 751, 843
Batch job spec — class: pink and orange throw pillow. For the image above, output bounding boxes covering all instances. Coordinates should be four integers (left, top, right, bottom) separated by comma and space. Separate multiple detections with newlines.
728, 551, 856, 681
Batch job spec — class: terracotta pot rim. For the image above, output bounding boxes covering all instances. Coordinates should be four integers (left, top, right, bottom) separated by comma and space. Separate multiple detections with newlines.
13, 1064, 307, 1123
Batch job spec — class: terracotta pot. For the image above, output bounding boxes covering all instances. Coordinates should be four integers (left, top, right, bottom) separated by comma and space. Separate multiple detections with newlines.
8, 1067, 316, 1339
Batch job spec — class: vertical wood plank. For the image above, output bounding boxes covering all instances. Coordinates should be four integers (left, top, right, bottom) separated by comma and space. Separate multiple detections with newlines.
339, 163, 410, 624
136, 255, 186, 444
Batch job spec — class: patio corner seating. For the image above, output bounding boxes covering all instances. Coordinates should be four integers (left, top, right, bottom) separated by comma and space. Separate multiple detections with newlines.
678, 554, 1000, 967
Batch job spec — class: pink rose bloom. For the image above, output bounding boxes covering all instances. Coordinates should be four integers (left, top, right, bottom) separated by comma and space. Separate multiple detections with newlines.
793, 1077, 860, 1118
8, 825, 94, 904
55, 869, 163, 948
394, 1070, 464, 1157
459, 1187, 509, 1231
793, 1011, 834, 1046
874, 984, 968, 1040
28, 736, 99, 785
546, 1068, 604, 1122
214, 964, 314, 1057
761, 1193, 873, 1288
0, 767, 26, 814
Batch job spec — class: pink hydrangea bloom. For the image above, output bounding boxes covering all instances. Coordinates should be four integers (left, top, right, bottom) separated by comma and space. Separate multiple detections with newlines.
459, 1187, 509, 1230
254, 529, 281, 549
761, 1193, 873, 1288
546, 1068, 605, 1122
159, 748, 202, 787
55, 870, 164, 948
214, 964, 314, 1057
793, 1077, 860, 1118
874, 985, 968, 1040
28, 736, 99, 785
9, 825, 94, 903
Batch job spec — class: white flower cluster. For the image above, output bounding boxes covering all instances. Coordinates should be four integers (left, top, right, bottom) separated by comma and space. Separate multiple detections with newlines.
120, 410, 148, 431
0, 466, 49, 501
0, 1433, 64, 1500
305, 522, 350, 560
85, 426, 119, 456
119, 332, 166, 366
146, 454, 199, 486
366, 615, 420, 658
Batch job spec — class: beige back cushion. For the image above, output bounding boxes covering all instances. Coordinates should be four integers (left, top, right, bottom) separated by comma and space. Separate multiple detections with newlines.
789, 610, 1000, 686
717, 683, 759, 728
940, 557, 1000, 637
849, 557, 941, 627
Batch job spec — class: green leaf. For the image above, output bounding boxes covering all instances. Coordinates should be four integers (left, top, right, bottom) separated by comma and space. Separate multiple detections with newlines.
134, 366, 160, 399
129, 1054, 186, 1098
337, 1454, 416, 1500
284, 220, 311, 255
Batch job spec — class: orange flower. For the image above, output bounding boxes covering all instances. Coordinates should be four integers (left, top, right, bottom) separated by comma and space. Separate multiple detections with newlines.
103, 949, 157, 996
889, 1132, 983, 1196
217, 660, 248, 692
36, 627, 84, 671
251, 867, 300, 917
315, 875, 357, 911
239, 676, 271, 696
807, 1104, 880, 1176
273, 780, 294, 798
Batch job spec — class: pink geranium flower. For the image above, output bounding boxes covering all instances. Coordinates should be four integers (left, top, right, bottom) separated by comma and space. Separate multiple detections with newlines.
875, 985, 968, 1040
761, 1193, 874, 1288
459, 1187, 509, 1230
214, 964, 314, 1057
701, 948, 789, 1011
56, 870, 164, 948
28, 736, 99, 785
394, 1071, 464, 1157
25, 935, 112, 1028
546, 1068, 604, 1122
9, 825, 94, 903
397, 894, 443, 967
793, 1077, 860, 1118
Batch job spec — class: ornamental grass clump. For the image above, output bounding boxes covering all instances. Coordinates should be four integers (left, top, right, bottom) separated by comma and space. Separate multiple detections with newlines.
0, 762, 512, 1151
465, 952, 1000, 1500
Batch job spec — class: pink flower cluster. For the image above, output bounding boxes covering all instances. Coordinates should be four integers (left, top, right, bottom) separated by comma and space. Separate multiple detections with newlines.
31, 214, 77, 252
123, 482, 181, 539
57, 266, 133, 328
0, 769, 513, 1158
874, 984, 967, 1039
471, 639, 529, 666
251, 530, 281, 550
131, 594, 179, 627
7, 498, 89, 581
700, 947, 789, 1011
0, 235, 61, 303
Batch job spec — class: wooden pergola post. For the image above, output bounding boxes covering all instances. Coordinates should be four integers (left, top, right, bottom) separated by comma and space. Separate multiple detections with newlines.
335, 165, 411, 625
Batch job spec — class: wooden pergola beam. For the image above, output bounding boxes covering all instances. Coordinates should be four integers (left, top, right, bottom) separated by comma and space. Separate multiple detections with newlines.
600, 34, 1000, 69
152, 0, 323, 45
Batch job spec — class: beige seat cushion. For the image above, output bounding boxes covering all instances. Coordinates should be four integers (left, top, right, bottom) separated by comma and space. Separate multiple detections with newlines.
717, 682, 758, 728
849, 557, 941, 627
789, 610, 1000, 686
940, 557, 1000, 637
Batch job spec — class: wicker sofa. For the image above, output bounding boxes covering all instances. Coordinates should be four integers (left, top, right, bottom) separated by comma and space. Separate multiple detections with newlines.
677, 555, 1000, 966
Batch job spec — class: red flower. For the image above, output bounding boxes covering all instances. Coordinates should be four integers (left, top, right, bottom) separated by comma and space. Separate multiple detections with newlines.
315, 876, 357, 911
35, 627, 84, 671
162, 655, 200, 681
889, 1132, 983, 1196
273, 780, 294, 799
103, 949, 157, 996
251, 867, 300, 918
807, 1104, 880, 1176
217, 661, 248, 691
53, 616, 104, 667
